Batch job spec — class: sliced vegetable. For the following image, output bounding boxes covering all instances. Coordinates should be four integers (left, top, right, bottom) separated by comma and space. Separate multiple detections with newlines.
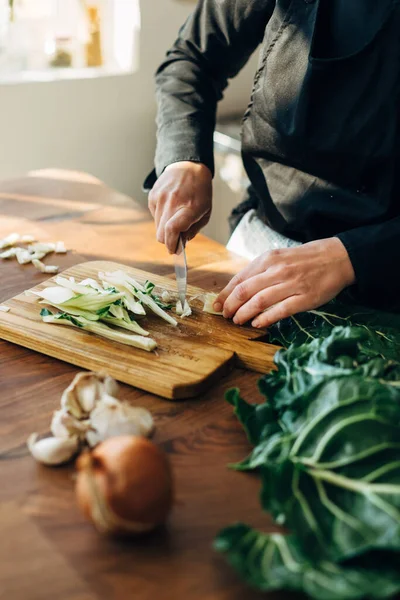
203, 293, 223, 315
32, 286, 76, 304
54, 276, 99, 296
0, 232, 20, 250
100, 271, 178, 327
100, 275, 146, 316
41, 309, 157, 351
176, 299, 192, 318
32, 259, 59, 274
16, 248, 35, 265
101, 305, 149, 336
0, 247, 19, 259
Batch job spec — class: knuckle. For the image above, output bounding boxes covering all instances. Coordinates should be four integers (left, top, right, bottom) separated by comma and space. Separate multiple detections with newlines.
231, 273, 243, 288
252, 295, 266, 313
164, 221, 175, 236
234, 282, 248, 302
277, 264, 293, 279
170, 189, 181, 203
299, 280, 311, 294
268, 248, 282, 261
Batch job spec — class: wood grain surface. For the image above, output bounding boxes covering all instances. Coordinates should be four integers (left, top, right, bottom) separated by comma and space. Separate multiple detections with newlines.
0, 171, 291, 600
0, 261, 278, 399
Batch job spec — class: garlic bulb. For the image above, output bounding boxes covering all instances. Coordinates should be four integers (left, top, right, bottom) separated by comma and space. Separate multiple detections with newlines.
75, 436, 173, 536
86, 395, 154, 447
50, 409, 91, 440
61, 372, 119, 417
28, 433, 79, 466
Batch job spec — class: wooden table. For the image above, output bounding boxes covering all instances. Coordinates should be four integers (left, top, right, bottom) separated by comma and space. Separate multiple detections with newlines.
0, 171, 281, 600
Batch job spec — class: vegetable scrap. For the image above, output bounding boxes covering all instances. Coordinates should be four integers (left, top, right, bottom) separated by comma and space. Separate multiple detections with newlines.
0, 306, 10, 313
202, 292, 223, 315
32, 259, 59, 274
0, 232, 67, 271
176, 299, 192, 318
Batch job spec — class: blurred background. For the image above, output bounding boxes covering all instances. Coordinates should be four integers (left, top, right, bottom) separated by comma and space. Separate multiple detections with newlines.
0, 0, 260, 244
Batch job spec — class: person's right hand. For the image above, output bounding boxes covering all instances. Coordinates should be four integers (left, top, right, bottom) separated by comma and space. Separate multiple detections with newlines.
148, 161, 212, 254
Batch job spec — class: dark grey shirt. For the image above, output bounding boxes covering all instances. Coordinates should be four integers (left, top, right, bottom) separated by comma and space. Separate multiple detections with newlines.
148, 0, 400, 309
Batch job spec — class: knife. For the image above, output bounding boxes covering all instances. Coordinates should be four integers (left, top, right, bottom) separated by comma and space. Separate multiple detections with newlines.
174, 235, 187, 307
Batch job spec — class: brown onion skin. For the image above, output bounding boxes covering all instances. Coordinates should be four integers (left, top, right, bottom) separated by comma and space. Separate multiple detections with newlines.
76, 436, 174, 536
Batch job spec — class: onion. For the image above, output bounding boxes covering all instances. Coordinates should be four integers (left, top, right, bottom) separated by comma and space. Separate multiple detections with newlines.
75, 436, 173, 536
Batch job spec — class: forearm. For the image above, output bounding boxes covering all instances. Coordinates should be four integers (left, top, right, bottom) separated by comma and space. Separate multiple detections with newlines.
154, 0, 274, 176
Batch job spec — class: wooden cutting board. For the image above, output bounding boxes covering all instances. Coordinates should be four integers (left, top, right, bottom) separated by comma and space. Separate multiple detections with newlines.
0, 261, 278, 399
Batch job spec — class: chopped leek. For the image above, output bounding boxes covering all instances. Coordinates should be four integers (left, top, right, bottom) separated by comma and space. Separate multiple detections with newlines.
40, 309, 157, 351
101, 305, 149, 336
101, 271, 178, 327
203, 293, 223, 315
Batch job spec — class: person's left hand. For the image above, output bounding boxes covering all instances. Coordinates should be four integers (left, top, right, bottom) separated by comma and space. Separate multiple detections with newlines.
213, 237, 356, 328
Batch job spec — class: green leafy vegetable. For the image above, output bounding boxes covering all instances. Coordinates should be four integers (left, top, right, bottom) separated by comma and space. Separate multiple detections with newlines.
215, 524, 400, 600
217, 325, 400, 599
266, 301, 400, 360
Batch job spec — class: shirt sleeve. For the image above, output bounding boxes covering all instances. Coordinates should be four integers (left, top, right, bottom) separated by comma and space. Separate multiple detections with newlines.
153, 0, 275, 179
336, 217, 400, 310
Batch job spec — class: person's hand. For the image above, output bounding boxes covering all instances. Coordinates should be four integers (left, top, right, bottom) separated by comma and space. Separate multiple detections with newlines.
214, 237, 356, 328
148, 161, 212, 254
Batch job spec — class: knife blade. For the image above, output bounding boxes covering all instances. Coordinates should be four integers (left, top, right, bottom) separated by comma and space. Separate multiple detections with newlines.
174, 235, 187, 307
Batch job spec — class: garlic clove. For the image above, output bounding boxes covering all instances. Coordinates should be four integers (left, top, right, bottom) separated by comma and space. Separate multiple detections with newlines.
61, 388, 85, 419
75, 377, 101, 414
86, 395, 154, 448
101, 374, 119, 399
28, 433, 79, 466
50, 409, 91, 440
120, 405, 154, 438
62, 372, 120, 416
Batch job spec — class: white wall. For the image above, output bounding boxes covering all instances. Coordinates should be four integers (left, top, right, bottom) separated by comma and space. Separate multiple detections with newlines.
0, 0, 259, 203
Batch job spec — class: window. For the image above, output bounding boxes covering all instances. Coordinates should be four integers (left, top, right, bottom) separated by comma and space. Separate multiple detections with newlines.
0, 0, 140, 82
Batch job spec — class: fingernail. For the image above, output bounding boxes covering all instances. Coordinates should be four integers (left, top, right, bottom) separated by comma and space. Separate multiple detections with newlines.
213, 302, 222, 312
252, 320, 261, 328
